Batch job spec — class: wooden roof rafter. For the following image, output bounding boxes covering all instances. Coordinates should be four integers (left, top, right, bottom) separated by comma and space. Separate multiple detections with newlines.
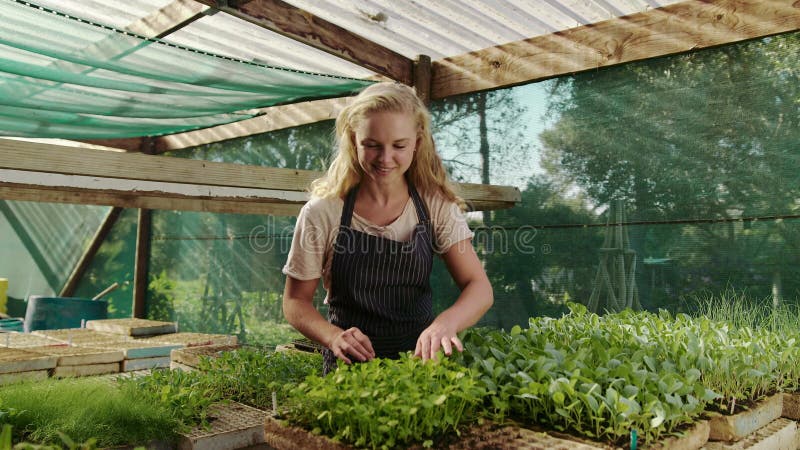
193, 0, 413, 84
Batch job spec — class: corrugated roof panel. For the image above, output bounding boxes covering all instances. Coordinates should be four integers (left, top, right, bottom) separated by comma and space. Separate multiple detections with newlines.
30, 0, 174, 30
164, 13, 374, 78
26, 0, 688, 79
281, 0, 687, 60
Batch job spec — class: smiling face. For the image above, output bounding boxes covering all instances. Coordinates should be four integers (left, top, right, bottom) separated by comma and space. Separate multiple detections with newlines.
353, 111, 418, 188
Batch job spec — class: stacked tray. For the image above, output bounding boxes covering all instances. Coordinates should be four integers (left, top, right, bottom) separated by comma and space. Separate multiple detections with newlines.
86, 318, 177, 337
34, 328, 179, 372
1, 331, 61, 348
140, 332, 238, 347
26, 345, 124, 377
0, 347, 56, 385
170, 344, 240, 371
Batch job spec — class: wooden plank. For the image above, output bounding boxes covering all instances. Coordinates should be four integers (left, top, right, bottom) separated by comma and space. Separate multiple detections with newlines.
86, 318, 177, 336
432, 0, 800, 99
0, 184, 304, 216
0, 138, 320, 192
195, 0, 412, 84
0, 139, 520, 213
52, 362, 120, 378
60, 207, 122, 297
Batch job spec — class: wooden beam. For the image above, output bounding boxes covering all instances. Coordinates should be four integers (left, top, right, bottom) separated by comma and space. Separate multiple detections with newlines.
413, 55, 432, 106
0, 138, 320, 192
0, 185, 303, 216
432, 0, 800, 99
132, 209, 151, 318
194, 0, 413, 84
60, 207, 123, 297
0, 140, 520, 213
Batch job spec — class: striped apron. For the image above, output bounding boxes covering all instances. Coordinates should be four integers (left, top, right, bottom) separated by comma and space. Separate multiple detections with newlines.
323, 184, 435, 374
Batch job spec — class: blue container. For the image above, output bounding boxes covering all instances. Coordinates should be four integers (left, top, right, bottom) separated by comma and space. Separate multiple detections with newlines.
24, 296, 108, 332
0, 318, 23, 332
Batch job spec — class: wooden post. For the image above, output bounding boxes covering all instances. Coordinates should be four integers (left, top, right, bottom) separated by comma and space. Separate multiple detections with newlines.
132, 143, 155, 318
60, 207, 123, 297
132, 208, 151, 318
413, 55, 431, 106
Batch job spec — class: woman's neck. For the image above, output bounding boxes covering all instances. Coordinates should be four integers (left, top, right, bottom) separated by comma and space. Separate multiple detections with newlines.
358, 178, 408, 207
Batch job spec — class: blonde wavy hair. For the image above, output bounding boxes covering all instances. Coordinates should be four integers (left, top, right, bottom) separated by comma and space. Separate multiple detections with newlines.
310, 82, 463, 209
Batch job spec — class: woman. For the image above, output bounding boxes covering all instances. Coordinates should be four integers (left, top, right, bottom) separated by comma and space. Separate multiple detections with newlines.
282, 82, 493, 373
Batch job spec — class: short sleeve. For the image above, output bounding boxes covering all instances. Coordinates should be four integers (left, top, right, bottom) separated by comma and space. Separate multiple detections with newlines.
427, 194, 474, 254
282, 199, 332, 281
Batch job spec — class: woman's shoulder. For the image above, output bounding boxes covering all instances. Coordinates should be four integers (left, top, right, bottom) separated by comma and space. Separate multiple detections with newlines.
418, 188, 458, 210
301, 195, 344, 224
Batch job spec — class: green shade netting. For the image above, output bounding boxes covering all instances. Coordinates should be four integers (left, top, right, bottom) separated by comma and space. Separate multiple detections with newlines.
0, 0, 372, 139
0, 200, 109, 296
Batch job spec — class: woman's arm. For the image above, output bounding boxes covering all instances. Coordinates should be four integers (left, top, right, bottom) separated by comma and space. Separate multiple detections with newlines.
414, 239, 493, 361
283, 276, 375, 364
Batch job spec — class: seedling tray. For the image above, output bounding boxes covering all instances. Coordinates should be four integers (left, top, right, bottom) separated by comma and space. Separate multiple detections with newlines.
171, 344, 240, 369
32, 329, 127, 345
0, 347, 57, 373
139, 332, 237, 347
703, 417, 796, 450
1, 331, 60, 348
0, 369, 48, 385
52, 362, 120, 378
26, 345, 124, 366
708, 394, 783, 442
86, 318, 177, 336
178, 401, 267, 450
121, 356, 170, 372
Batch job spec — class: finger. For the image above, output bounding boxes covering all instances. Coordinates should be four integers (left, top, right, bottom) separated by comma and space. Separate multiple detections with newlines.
427, 336, 440, 361
421, 334, 431, 361
350, 329, 375, 358
414, 338, 422, 358
341, 336, 371, 362
452, 336, 464, 353
333, 348, 352, 365
441, 336, 453, 356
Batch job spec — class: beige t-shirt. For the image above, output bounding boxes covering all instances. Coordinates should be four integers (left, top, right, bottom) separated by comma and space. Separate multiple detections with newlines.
282, 191, 474, 294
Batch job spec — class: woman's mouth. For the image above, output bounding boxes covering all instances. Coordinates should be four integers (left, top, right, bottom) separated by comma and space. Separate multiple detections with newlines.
374, 166, 393, 175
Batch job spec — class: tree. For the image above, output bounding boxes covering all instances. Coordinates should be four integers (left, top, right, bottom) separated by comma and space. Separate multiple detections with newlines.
539, 32, 800, 307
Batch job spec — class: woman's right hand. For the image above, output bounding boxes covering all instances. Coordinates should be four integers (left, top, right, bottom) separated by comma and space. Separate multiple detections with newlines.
329, 327, 375, 364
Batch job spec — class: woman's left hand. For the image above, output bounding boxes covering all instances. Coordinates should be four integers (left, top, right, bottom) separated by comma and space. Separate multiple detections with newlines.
414, 321, 464, 362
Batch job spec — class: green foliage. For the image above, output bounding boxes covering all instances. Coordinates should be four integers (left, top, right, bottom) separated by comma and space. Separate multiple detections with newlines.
119, 367, 219, 428
457, 305, 718, 446
195, 347, 322, 409
0, 378, 180, 447
286, 353, 486, 449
